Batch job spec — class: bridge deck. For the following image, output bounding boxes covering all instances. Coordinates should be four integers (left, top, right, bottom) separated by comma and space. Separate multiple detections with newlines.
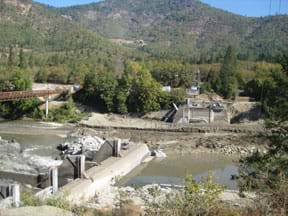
0, 89, 68, 102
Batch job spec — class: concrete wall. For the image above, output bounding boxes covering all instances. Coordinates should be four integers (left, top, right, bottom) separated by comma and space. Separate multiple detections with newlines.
90, 141, 113, 163
58, 144, 150, 204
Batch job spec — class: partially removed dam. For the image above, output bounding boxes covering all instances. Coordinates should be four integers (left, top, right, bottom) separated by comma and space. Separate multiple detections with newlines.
58, 144, 150, 203
0, 125, 150, 207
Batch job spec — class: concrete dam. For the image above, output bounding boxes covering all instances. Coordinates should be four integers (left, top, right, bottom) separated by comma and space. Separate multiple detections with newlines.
0, 128, 150, 207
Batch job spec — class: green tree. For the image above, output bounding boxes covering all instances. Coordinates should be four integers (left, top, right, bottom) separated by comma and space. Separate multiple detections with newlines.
0, 0, 4, 12
239, 71, 288, 191
127, 62, 162, 113
115, 68, 133, 114
82, 71, 118, 112
97, 72, 118, 112
8, 45, 14, 67
35, 67, 48, 83
19, 46, 26, 69
28, 53, 34, 68
0, 69, 37, 119
218, 46, 238, 98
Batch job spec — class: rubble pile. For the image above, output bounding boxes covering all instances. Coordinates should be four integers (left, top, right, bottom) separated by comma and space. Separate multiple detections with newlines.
57, 135, 105, 156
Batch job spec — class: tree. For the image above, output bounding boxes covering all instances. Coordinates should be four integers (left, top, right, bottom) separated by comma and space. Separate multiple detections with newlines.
8, 45, 14, 67
28, 53, 34, 68
115, 68, 133, 114
82, 71, 118, 112
218, 46, 238, 98
239, 71, 288, 190
0, 69, 37, 119
0, 0, 4, 12
35, 67, 48, 83
127, 62, 162, 113
80, 62, 163, 114
19, 46, 26, 69
97, 72, 118, 112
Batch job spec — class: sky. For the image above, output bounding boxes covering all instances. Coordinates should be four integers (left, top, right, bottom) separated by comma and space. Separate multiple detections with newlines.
35, 0, 288, 17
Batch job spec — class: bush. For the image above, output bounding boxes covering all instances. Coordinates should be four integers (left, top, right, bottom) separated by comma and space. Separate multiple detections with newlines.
160, 88, 186, 109
144, 174, 224, 216
47, 96, 84, 123
21, 192, 43, 207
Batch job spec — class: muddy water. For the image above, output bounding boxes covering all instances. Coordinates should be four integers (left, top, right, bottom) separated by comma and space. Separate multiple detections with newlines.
0, 120, 70, 156
119, 153, 239, 189
0, 120, 71, 187
0, 133, 65, 157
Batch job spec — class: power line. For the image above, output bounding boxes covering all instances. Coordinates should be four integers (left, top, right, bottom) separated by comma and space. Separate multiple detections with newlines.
279, 0, 282, 14
269, 0, 272, 15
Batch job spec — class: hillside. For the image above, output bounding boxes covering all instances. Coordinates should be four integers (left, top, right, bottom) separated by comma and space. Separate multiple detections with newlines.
58, 0, 288, 62
0, 0, 120, 53
0, 0, 142, 85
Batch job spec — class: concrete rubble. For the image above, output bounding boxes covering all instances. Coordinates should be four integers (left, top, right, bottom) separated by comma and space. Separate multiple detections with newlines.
57, 135, 105, 156
151, 149, 167, 158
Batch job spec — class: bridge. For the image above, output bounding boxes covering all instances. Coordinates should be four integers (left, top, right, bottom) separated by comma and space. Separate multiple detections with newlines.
0, 88, 69, 118
0, 89, 68, 102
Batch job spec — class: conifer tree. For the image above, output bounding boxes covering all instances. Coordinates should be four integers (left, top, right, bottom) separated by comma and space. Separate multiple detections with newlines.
28, 53, 34, 68
218, 46, 238, 98
19, 47, 25, 69
8, 45, 14, 67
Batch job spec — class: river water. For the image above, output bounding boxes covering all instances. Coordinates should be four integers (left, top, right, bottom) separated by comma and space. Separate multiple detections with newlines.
0, 120, 239, 189
119, 153, 239, 189
0, 120, 70, 187
0, 120, 69, 156
0, 133, 65, 157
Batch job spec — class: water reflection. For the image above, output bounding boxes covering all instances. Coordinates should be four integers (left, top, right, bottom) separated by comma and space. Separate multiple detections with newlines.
120, 153, 239, 189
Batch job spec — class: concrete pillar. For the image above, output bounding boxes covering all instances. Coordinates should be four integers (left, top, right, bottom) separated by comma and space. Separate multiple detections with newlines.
11, 184, 20, 207
50, 167, 58, 194
113, 139, 121, 157
208, 105, 211, 123
45, 97, 49, 119
76, 155, 85, 179
209, 109, 214, 123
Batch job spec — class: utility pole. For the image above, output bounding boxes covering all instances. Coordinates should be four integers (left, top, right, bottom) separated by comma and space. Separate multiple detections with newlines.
45, 97, 49, 119
45, 83, 49, 119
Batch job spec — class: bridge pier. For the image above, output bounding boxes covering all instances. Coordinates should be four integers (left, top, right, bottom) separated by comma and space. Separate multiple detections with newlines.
45, 97, 49, 119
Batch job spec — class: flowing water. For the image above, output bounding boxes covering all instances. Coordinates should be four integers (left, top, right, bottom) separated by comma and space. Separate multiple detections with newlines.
119, 153, 239, 189
0, 120, 239, 189
0, 120, 69, 187
0, 133, 65, 157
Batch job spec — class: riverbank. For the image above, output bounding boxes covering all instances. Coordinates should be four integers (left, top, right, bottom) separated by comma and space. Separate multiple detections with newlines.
83, 127, 268, 156
83, 184, 256, 212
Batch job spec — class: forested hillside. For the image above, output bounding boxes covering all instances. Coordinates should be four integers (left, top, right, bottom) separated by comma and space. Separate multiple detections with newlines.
0, 0, 120, 52
0, 0, 287, 116
0, 0, 144, 84
58, 0, 288, 62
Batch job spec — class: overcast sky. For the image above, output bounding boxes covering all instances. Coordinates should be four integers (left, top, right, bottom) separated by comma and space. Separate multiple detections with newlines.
35, 0, 288, 17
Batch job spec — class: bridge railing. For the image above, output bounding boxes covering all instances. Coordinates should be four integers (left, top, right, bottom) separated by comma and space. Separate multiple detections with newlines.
0, 89, 68, 102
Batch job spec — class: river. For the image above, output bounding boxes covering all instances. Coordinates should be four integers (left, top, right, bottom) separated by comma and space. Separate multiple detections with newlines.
118, 153, 239, 189
0, 120, 239, 189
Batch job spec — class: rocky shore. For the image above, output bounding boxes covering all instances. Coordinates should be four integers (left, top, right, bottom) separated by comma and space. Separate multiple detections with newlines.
85, 184, 256, 211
